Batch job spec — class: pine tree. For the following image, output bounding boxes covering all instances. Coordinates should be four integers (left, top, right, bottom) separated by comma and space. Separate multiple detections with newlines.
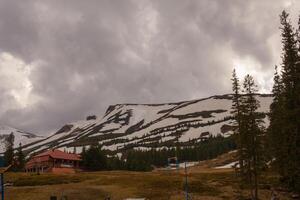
268, 66, 284, 169
231, 69, 246, 183
82, 146, 86, 155
81, 145, 107, 171
73, 147, 77, 154
232, 73, 265, 199
241, 75, 265, 200
4, 133, 15, 167
16, 143, 25, 171
271, 10, 300, 191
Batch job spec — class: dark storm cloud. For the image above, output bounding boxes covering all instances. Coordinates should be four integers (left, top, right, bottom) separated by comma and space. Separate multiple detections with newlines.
0, 0, 299, 134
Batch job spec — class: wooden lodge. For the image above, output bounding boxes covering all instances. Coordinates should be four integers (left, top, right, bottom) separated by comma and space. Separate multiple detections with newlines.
25, 149, 81, 174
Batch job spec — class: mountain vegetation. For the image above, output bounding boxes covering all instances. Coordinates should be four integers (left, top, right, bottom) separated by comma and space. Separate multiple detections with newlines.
3, 133, 14, 167
267, 10, 300, 193
81, 135, 236, 172
231, 72, 266, 200
230, 11, 300, 198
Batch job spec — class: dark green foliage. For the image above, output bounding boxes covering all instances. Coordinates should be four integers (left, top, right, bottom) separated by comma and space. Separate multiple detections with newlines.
231, 72, 265, 200
106, 156, 125, 170
267, 11, 300, 193
16, 143, 25, 171
125, 150, 153, 171
241, 75, 265, 200
4, 132, 15, 167
122, 135, 236, 171
80, 136, 236, 172
81, 145, 107, 171
231, 69, 245, 177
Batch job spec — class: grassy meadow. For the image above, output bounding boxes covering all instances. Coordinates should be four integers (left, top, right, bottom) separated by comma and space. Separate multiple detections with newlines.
4, 165, 290, 200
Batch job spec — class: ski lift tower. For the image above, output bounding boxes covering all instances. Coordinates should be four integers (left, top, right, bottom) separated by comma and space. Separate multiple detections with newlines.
184, 162, 192, 200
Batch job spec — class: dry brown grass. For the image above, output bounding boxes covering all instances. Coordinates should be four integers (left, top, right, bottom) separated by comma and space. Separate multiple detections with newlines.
3, 152, 292, 200
4, 169, 291, 200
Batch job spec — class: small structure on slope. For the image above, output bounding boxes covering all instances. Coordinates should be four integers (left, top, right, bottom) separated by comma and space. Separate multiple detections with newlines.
25, 149, 81, 174
168, 157, 179, 169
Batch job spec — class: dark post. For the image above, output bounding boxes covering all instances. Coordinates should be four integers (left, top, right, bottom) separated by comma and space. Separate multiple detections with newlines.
50, 196, 57, 200
184, 162, 189, 200
1, 173, 4, 200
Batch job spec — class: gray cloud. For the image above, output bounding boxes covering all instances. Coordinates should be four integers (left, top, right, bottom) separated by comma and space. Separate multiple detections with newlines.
0, 0, 299, 134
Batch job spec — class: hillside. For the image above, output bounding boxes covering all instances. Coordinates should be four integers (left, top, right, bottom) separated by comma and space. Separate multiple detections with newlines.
0, 126, 43, 154
13, 94, 272, 155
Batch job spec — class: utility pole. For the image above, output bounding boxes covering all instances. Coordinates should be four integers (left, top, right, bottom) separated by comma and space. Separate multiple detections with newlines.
0, 165, 11, 200
0, 173, 3, 200
184, 162, 189, 200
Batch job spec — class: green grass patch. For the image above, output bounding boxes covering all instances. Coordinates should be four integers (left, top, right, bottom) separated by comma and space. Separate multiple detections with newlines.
13, 173, 95, 186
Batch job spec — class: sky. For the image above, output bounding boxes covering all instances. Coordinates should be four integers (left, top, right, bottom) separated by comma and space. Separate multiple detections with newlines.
0, 0, 299, 135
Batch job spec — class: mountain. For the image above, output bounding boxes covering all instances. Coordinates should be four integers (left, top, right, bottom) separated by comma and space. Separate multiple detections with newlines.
17, 94, 272, 156
0, 126, 44, 154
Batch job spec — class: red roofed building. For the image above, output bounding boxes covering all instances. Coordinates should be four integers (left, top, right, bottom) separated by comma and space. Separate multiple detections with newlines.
25, 149, 81, 174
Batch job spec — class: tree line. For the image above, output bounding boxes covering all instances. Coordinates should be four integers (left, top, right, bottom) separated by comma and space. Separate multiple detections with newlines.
81, 135, 236, 172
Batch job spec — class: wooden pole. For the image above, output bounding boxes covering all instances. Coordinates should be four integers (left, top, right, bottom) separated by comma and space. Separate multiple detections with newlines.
0, 165, 12, 200
184, 162, 188, 200
1, 173, 4, 200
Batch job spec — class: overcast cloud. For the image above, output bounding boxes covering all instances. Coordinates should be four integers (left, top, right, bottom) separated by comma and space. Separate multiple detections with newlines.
0, 0, 299, 134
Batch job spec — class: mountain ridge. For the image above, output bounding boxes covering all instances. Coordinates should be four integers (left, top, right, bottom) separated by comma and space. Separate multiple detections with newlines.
0, 94, 273, 156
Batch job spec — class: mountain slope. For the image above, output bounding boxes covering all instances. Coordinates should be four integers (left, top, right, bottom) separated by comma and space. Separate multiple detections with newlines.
20, 94, 272, 155
0, 126, 44, 154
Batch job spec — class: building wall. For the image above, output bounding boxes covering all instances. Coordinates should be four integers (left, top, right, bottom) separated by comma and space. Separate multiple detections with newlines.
25, 157, 80, 173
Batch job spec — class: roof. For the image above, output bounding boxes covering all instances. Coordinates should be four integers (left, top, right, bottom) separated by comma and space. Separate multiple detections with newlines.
34, 149, 81, 161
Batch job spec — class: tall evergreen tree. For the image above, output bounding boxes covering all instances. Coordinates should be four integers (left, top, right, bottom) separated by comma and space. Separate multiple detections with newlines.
268, 66, 284, 169
241, 75, 265, 200
232, 73, 265, 199
81, 145, 107, 171
269, 11, 300, 192
231, 69, 245, 180
73, 147, 77, 154
16, 143, 25, 171
4, 133, 15, 167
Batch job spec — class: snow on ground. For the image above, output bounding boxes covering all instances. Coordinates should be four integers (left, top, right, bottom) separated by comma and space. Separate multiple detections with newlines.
215, 161, 238, 169
133, 147, 152, 151
179, 121, 228, 142
257, 96, 273, 113
3, 94, 272, 155
170, 98, 232, 119
161, 135, 176, 142
0, 126, 43, 153
178, 161, 199, 168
